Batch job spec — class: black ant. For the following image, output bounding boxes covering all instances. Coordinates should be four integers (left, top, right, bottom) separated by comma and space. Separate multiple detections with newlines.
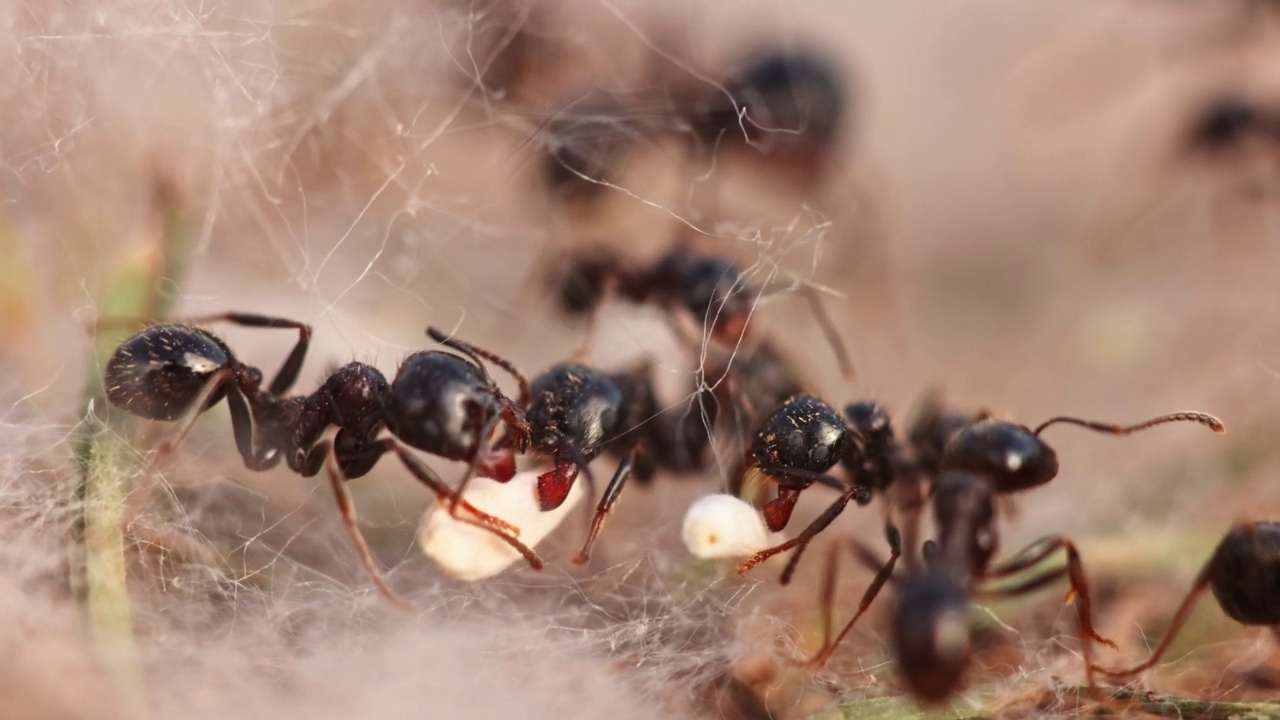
103, 314, 542, 609
1090, 520, 1280, 683
729, 394, 900, 583
521, 361, 669, 564
791, 408, 1226, 675
686, 48, 847, 177
554, 245, 854, 380
939, 411, 1225, 493
803, 471, 1113, 703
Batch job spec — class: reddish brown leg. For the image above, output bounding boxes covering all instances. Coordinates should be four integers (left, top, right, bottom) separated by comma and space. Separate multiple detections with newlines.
1089, 563, 1214, 680
379, 439, 542, 569
978, 536, 1114, 697
739, 485, 862, 580
323, 449, 415, 612
572, 449, 637, 565
797, 538, 901, 668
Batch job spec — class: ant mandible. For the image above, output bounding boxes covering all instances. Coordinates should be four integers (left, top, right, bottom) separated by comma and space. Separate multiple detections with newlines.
1090, 520, 1280, 683
554, 244, 855, 380
103, 315, 542, 609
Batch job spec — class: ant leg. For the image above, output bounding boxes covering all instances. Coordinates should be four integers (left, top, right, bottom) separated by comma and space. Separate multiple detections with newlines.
797, 536, 902, 668
569, 272, 618, 363
738, 484, 864, 580
978, 536, 1116, 697
138, 368, 241, 476
798, 286, 856, 382
572, 448, 637, 565
380, 438, 543, 570
322, 447, 414, 612
448, 414, 504, 517
1090, 562, 1214, 680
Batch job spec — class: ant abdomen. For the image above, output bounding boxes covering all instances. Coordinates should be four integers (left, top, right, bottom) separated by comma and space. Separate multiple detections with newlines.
892, 572, 971, 705
104, 324, 241, 421
384, 351, 500, 461
1209, 521, 1280, 625
751, 394, 851, 475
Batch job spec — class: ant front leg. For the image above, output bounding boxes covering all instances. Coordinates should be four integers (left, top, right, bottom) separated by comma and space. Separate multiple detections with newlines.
739, 480, 872, 581
1089, 563, 1215, 682
573, 447, 638, 565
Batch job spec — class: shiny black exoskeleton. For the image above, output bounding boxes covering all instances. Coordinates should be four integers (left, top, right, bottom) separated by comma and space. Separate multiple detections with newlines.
891, 572, 971, 705
904, 392, 978, 479
939, 411, 1224, 494
525, 361, 705, 564
103, 316, 543, 608
384, 327, 531, 486
1095, 520, 1280, 683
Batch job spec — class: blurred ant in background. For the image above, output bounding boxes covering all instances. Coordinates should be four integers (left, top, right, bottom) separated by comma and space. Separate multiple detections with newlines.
685, 48, 849, 180
552, 243, 855, 381
1091, 520, 1280, 684
104, 315, 542, 609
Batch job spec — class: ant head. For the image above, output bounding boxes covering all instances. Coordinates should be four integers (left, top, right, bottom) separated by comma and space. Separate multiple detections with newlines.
1208, 521, 1280, 626
658, 251, 752, 340
526, 363, 622, 460
104, 324, 237, 421
906, 395, 975, 477
844, 401, 893, 450
892, 572, 971, 705
384, 351, 504, 462
320, 362, 389, 438
751, 394, 849, 476
940, 419, 1058, 493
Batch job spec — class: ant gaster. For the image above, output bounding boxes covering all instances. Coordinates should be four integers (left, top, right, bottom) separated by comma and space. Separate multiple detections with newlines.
1092, 520, 1280, 683
104, 315, 542, 609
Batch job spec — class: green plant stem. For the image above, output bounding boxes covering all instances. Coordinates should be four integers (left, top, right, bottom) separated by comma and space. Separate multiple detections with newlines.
71, 177, 191, 716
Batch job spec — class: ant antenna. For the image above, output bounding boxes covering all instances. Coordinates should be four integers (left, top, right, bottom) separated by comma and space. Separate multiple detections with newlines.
753, 279, 855, 381
1032, 411, 1225, 438
426, 327, 533, 406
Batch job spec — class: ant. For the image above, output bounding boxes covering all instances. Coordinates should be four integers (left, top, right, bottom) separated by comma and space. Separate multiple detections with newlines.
791, 408, 1225, 672
686, 48, 847, 177
103, 314, 542, 609
1090, 520, 1280, 683
554, 244, 855, 380
520, 361, 669, 564
730, 394, 905, 584
804, 471, 1112, 703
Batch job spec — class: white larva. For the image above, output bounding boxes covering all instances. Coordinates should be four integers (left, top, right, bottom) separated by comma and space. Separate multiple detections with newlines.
682, 493, 771, 559
419, 470, 585, 581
